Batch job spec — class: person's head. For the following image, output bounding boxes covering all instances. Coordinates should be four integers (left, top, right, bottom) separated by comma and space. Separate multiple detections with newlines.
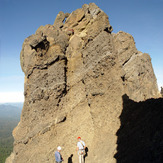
77, 137, 81, 141
57, 146, 61, 152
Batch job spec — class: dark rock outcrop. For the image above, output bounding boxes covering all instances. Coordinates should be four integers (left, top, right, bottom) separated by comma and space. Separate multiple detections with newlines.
115, 95, 163, 163
161, 87, 163, 97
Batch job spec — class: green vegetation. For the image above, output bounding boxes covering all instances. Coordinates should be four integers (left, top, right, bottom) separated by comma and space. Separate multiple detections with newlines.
0, 134, 14, 163
0, 104, 22, 163
0, 119, 19, 163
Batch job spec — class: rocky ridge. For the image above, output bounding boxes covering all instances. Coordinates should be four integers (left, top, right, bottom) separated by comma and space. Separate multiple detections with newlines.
6, 3, 161, 163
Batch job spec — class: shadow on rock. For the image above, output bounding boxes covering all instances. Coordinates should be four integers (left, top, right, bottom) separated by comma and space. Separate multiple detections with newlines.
68, 154, 73, 163
84, 147, 89, 162
114, 94, 163, 163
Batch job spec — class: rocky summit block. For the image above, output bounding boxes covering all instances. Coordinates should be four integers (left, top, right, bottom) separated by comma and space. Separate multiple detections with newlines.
6, 3, 161, 163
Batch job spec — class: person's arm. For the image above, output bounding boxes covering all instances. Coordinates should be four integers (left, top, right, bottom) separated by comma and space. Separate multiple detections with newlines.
76, 146, 79, 151
61, 154, 64, 161
83, 141, 86, 149
55, 152, 59, 162
76, 142, 79, 151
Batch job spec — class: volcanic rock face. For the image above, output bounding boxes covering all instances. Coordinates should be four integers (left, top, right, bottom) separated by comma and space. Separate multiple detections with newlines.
6, 3, 160, 163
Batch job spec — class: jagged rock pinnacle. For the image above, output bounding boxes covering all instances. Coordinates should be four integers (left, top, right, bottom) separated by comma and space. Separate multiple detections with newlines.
6, 3, 160, 163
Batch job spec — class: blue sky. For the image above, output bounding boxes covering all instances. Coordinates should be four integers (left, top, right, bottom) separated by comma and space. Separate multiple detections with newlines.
0, 0, 163, 102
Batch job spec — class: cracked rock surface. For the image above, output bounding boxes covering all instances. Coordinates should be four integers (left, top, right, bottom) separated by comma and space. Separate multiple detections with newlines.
6, 3, 160, 163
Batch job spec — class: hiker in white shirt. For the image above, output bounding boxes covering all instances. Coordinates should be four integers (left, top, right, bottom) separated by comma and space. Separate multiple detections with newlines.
76, 137, 86, 163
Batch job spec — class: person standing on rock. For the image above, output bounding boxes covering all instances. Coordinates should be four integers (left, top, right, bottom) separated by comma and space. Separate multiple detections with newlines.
76, 137, 86, 163
55, 146, 64, 163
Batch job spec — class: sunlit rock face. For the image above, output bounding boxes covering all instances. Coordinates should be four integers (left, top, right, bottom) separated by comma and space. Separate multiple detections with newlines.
6, 3, 160, 163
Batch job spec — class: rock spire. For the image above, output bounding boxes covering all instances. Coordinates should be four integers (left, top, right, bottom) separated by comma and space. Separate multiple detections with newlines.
6, 3, 160, 163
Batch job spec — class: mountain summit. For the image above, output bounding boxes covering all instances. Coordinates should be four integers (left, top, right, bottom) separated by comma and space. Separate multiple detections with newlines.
6, 3, 161, 163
